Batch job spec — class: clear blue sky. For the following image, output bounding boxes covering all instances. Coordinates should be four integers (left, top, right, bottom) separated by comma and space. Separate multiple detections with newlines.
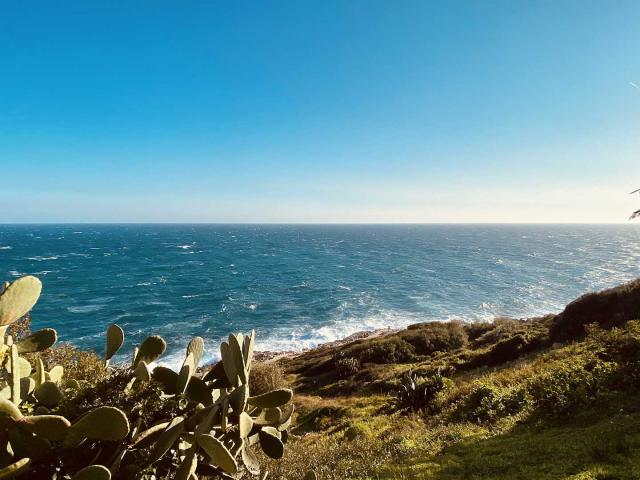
1, 0, 639, 223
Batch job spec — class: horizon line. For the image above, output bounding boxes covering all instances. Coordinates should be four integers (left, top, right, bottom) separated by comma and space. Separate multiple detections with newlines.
0, 221, 637, 226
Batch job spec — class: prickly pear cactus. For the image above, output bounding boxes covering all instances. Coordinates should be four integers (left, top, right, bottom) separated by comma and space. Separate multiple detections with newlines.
0, 276, 296, 479
120, 329, 295, 478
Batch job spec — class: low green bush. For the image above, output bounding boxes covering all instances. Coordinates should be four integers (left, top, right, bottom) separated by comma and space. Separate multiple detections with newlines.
399, 321, 468, 356
527, 355, 615, 415
466, 322, 549, 369
469, 317, 521, 348
462, 321, 495, 342
455, 382, 530, 424
341, 336, 416, 364
586, 321, 640, 390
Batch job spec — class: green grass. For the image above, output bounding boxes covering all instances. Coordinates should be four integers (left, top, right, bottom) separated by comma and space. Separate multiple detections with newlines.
382, 407, 640, 480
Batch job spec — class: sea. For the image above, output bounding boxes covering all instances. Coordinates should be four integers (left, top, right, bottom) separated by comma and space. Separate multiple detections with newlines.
1, 224, 639, 367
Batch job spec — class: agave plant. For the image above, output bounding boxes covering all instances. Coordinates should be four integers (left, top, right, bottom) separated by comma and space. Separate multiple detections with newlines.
0, 276, 304, 480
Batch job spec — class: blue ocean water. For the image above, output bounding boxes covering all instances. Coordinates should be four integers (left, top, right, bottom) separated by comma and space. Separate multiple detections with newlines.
1, 224, 639, 367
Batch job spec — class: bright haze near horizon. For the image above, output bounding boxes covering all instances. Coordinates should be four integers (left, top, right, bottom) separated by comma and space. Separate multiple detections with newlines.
1, 1, 639, 224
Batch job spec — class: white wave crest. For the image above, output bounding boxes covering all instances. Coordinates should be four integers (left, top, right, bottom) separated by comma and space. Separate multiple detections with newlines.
67, 304, 106, 314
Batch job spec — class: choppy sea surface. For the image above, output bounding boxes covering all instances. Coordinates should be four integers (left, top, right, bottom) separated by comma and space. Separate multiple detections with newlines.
1, 224, 639, 367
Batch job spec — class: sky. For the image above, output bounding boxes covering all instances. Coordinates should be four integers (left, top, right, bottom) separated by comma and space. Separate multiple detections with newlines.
1, 0, 639, 223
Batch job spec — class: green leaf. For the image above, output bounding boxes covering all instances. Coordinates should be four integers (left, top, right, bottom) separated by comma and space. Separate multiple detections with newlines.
239, 412, 254, 438
0, 399, 22, 420
133, 361, 150, 381
229, 383, 248, 414
47, 365, 64, 384
131, 421, 170, 449
177, 352, 194, 394
242, 329, 255, 369
185, 376, 212, 405
228, 333, 247, 384
220, 341, 238, 387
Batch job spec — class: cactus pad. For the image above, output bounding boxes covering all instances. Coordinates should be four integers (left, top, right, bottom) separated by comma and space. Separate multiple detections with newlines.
197, 433, 238, 475
248, 388, 293, 408
148, 416, 185, 465
0, 276, 42, 326
0, 458, 31, 479
259, 426, 285, 459
186, 336, 204, 368
68, 406, 130, 441
18, 415, 71, 441
105, 323, 125, 362
71, 464, 111, 480
34, 381, 63, 408
0, 399, 23, 420
16, 328, 57, 354
132, 335, 166, 367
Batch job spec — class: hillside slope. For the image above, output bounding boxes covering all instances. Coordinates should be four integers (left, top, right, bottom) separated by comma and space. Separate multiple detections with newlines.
260, 279, 640, 479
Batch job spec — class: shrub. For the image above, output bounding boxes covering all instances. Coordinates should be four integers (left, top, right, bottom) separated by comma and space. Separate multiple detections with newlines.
470, 317, 521, 348
467, 322, 549, 368
455, 382, 530, 424
395, 370, 453, 414
250, 359, 286, 395
586, 321, 640, 390
7, 314, 108, 384
38, 343, 108, 384
334, 354, 361, 379
482, 333, 531, 365
527, 355, 615, 415
400, 321, 468, 356
462, 321, 495, 342
342, 337, 416, 364
550, 278, 640, 342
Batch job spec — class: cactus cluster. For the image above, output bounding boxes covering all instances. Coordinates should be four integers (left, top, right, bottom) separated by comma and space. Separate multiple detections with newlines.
0, 275, 309, 480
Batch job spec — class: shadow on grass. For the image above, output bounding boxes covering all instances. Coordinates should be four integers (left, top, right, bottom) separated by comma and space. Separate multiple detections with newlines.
382, 400, 640, 480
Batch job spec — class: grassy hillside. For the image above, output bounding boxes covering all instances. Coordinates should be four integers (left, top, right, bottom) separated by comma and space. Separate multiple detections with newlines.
259, 280, 640, 479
